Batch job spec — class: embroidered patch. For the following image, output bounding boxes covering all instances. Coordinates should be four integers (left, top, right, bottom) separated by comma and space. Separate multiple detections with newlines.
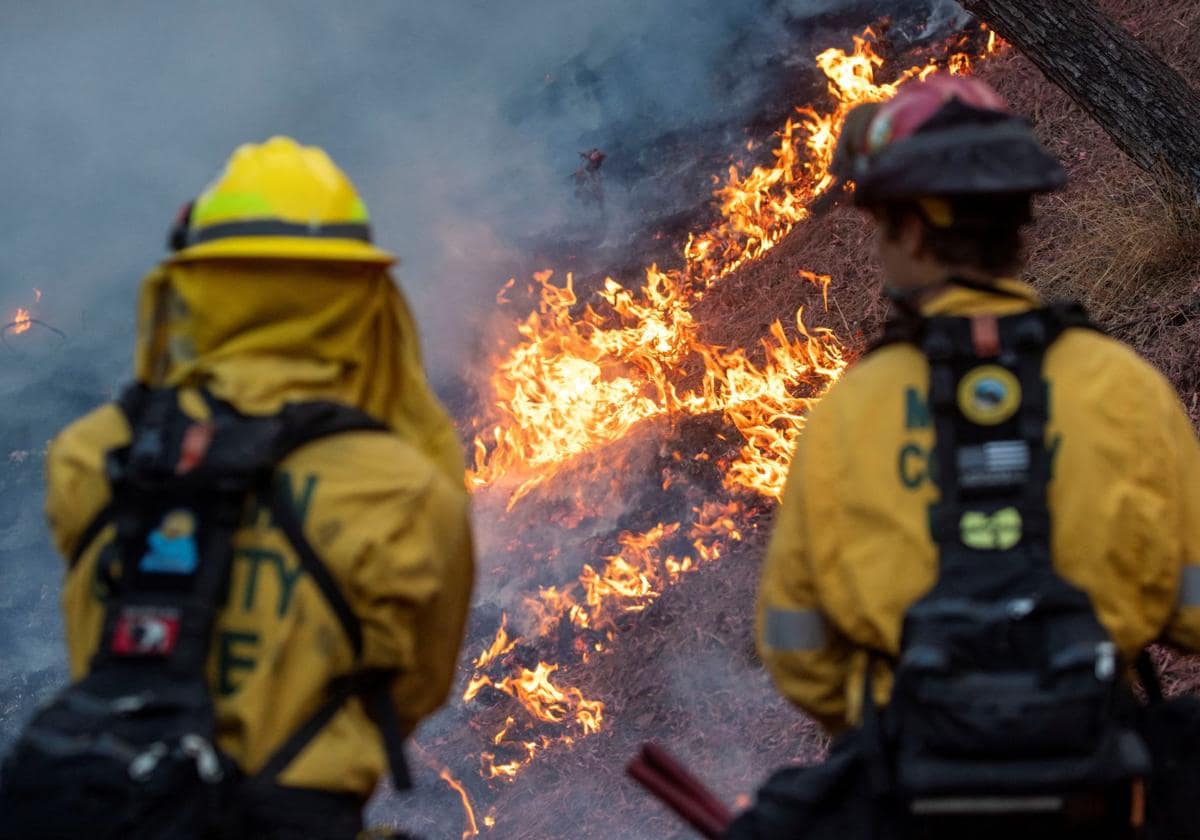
139, 509, 199, 574
960, 507, 1023, 551
956, 440, 1031, 489
111, 606, 181, 656
176, 422, 215, 475
957, 364, 1021, 426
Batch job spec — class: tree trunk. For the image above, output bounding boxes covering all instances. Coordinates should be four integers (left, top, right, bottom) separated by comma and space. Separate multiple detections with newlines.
960, 0, 1200, 198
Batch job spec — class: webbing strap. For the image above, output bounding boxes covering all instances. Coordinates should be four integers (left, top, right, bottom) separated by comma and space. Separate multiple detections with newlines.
68, 387, 151, 566
268, 487, 363, 657
870, 297, 1099, 356
1135, 650, 1165, 706
257, 410, 411, 791
252, 675, 366, 784
69, 501, 114, 570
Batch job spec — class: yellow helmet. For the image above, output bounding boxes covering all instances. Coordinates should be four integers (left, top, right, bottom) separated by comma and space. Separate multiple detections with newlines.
171, 136, 395, 264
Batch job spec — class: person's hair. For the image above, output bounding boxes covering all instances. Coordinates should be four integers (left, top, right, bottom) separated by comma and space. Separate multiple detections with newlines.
880, 194, 1033, 277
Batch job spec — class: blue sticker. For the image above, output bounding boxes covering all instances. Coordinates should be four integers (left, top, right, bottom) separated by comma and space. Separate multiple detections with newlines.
140, 509, 199, 574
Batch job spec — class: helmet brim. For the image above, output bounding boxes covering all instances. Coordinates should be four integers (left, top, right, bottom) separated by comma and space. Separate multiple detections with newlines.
852, 120, 1067, 205
171, 235, 396, 265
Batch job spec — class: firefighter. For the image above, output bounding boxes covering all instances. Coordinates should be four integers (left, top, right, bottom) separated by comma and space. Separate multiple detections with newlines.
41, 137, 474, 839
731, 76, 1200, 838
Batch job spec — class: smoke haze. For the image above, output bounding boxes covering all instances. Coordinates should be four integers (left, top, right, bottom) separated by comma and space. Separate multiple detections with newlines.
0, 1, 967, 835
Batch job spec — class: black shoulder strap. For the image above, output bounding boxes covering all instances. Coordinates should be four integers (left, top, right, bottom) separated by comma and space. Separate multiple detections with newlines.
870, 313, 924, 353
68, 386, 150, 569
251, 400, 412, 792
1043, 300, 1101, 336
70, 501, 115, 570
869, 297, 1099, 356
1136, 650, 1165, 705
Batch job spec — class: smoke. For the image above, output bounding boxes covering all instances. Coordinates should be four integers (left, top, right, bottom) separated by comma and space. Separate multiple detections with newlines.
0, 0, 968, 829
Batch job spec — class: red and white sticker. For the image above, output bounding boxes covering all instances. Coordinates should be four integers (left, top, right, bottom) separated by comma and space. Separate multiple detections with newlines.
111, 607, 181, 656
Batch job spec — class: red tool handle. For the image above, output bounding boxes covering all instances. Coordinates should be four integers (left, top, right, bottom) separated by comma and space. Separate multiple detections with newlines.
639, 742, 734, 826
626, 742, 733, 839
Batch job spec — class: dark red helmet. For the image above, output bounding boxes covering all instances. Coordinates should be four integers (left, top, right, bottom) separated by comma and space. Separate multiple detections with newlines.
830, 74, 1066, 205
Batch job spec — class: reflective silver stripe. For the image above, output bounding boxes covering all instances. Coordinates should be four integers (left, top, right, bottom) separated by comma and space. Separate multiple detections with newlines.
1180, 566, 1200, 608
765, 607, 826, 652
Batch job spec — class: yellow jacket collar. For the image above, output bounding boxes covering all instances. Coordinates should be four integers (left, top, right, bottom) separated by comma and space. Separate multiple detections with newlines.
920, 278, 1041, 318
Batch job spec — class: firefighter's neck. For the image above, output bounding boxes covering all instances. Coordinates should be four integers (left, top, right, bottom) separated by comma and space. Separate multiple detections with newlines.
876, 215, 1001, 307
887, 267, 1002, 307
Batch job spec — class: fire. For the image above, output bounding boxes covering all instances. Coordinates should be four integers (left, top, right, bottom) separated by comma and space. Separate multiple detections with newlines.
472, 612, 518, 669
467, 660, 604, 782
465, 660, 604, 729
439, 767, 481, 839
447, 22, 1000, 832
465, 28, 991, 503
9, 289, 45, 337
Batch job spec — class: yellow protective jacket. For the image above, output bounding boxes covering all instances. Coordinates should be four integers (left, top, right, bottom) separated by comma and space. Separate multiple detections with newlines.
759, 279, 1200, 735
46, 258, 474, 797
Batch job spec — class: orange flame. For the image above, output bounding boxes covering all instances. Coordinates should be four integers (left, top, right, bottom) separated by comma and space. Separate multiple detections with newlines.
472, 612, 518, 669
10, 308, 31, 335
439, 767, 481, 839
466, 31, 944, 505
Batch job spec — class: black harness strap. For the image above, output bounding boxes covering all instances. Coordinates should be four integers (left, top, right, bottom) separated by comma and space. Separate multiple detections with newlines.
870, 291, 1099, 355
268, 487, 363, 658
69, 386, 151, 569
252, 674, 367, 785
1135, 651, 1165, 706
252, 400, 413, 792
69, 501, 114, 570
922, 309, 1069, 580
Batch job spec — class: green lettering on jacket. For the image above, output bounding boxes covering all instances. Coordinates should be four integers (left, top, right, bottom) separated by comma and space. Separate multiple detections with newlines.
242, 472, 320, 531
904, 387, 931, 430
217, 630, 259, 696
898, 443, 927, 489
277, 472, 318, 524
235, 546, 303, 617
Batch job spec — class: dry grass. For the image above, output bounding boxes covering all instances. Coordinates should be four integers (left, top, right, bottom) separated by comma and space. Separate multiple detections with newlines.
978, 0, 1200, 418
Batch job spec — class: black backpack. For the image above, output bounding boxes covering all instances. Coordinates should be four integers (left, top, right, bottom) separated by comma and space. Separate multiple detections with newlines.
0, 385, 410, 840
871, 304, 1153, 831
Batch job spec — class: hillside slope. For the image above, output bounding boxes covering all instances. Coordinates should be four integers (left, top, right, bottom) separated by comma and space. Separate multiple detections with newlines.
453, 2, 1200, 836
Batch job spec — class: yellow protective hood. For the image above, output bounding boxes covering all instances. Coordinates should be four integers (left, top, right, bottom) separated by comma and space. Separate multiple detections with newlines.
134, 258, 465, 487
